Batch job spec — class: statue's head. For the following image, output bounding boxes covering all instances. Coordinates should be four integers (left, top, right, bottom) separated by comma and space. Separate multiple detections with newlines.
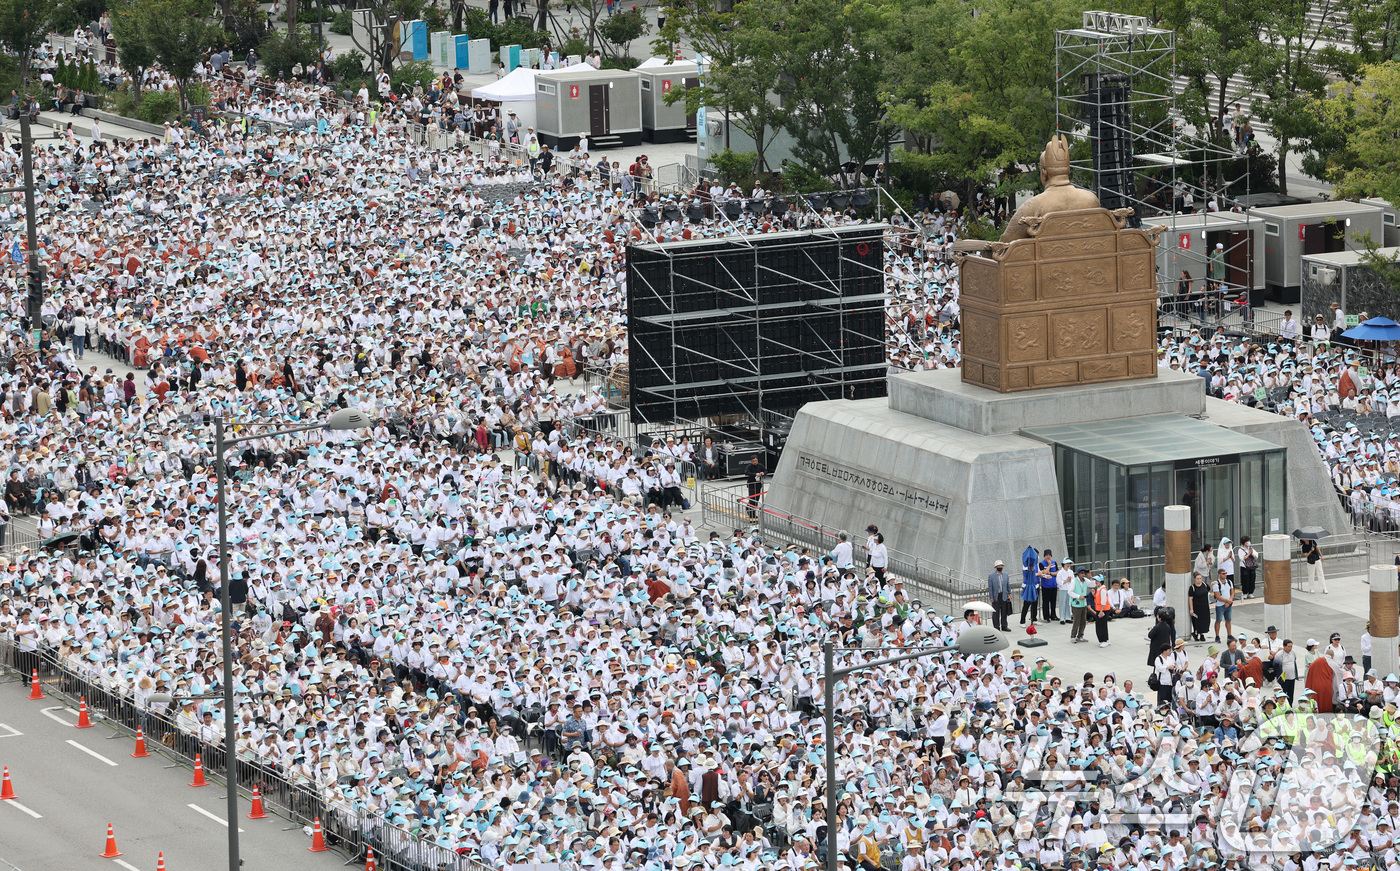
1039, 134, 1072, 186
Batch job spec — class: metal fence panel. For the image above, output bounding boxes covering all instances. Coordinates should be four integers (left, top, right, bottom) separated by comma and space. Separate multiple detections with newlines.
699, 482, 981, 615
0, 635, 486, 871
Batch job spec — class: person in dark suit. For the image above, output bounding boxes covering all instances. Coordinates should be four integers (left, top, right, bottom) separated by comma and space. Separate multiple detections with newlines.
1147, 610, 1174, 669
744, 456, 765, 518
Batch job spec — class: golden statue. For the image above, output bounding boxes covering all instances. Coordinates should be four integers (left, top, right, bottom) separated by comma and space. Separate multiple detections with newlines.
998, 133, 1101, 243
949, 132, 1165, 393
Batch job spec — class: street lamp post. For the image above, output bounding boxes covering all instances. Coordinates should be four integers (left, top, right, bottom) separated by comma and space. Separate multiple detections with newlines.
209, 408, 370, 871
0, 116, 63, 349
822, 628, 1008, 871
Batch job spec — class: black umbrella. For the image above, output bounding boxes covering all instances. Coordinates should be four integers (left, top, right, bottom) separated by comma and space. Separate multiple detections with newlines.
1291, 526, 1330, 540
42, 532, 81, 551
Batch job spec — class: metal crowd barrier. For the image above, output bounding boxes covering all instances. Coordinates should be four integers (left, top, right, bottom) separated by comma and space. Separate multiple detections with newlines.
0, 636, 486, 871
0, 527, 42, 557
698, 481, 979, 614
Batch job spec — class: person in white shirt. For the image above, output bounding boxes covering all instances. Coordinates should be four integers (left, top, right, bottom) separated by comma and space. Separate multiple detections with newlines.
831, 533, 854, 569
1279, 310, 1299, 341
1310, 313, 1330, 343
70, 310, 89, 358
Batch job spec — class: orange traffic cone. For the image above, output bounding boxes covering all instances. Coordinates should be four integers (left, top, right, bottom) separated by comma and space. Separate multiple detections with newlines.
308, 817, 329, 852
76, 696, 94, 729
1, 766, 16, 800
27, 669, 42, 700
366, 847, 376, 871
100, 823, 123, 858
247, 785, 267, 819
131, 727, 150, 758
157, 851, 166, 871
189, 753, 207, 788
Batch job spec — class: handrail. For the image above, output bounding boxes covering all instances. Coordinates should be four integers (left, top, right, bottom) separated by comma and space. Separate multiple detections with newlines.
698, 480, 989, 615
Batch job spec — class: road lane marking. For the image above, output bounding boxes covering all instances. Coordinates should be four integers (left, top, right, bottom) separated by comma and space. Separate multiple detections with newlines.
113, 859, 142, 871
188, 803, 244, 831
2, 798, 42, 818
66, 739, 119, 767
41, 706, 78, 728
0, 723, 21, 738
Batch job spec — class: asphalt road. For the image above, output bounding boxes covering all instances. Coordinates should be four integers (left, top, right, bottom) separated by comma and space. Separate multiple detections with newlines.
0, 674, 353, 871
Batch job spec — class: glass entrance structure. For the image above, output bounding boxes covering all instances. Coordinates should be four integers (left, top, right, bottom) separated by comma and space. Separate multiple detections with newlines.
1025, 415, 1287, 592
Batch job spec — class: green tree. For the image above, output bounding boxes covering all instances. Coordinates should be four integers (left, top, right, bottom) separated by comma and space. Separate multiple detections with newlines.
599, 8, 646, 60
652, 0, 740, 146
655, 0, 789, 171
52, 0, 107, 34
1311, 61, 1400, 203
1247, 0, 1355, 194
1348, 0, 1400, 66
136, 0, 225, 113
1162, 0, 1265, 144
109, 0, 156, 106
223, 0, 270, 55
0, 0, 53, 86
858, 0, 966, 155
876, 0, 1075, 186
258, 24, 318, 78
774, 0, 892, 176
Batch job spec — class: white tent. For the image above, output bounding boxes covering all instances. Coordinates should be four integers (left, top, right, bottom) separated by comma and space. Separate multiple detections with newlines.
471, 61, 598, 101
637, 56, 691, 69
471, 67, 539, 137
470, 62, 597, 134
471, 66, 537, 102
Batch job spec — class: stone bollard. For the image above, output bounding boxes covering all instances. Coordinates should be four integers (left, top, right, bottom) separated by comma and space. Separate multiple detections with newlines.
1263, 534, 1293, 644
1371, 564, 1399, 681
1164, 505, 1192, 632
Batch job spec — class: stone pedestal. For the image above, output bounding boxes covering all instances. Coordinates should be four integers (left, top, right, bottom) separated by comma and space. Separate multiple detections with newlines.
762, 397, 1064, 579
889, 367, 1205, 436
766, 372, 1211, 579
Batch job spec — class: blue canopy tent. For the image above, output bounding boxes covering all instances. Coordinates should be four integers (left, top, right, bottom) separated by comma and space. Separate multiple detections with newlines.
1341, 316, 1400, 341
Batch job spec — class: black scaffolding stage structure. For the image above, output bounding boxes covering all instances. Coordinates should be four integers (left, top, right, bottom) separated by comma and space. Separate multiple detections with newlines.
626, 224, 888, 424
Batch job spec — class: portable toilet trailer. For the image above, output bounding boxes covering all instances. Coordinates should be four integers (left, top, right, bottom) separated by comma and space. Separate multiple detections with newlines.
1362, 197, 1400, 246
1152, 211, 1267, 307
637, 60, 700, 142
534, 67, 643, 149
1248, 199, 1384, 304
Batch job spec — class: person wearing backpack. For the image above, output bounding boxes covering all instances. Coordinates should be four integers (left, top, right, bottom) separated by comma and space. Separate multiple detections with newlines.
1212, 567, 1235, 643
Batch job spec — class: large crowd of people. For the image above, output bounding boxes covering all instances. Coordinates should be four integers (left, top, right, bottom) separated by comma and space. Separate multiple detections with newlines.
1154, 320, 1400, 531
0, 34, 1391, 871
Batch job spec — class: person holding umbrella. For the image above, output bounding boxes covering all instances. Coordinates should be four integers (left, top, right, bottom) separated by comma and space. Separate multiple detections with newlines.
1296, 527, 1329, 594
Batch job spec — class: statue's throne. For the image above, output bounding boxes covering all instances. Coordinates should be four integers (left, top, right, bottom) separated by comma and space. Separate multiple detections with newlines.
954, 207, 1165, 393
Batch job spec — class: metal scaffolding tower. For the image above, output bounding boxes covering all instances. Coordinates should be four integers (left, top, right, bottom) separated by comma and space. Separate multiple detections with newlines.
1056, 11, 1252, 300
